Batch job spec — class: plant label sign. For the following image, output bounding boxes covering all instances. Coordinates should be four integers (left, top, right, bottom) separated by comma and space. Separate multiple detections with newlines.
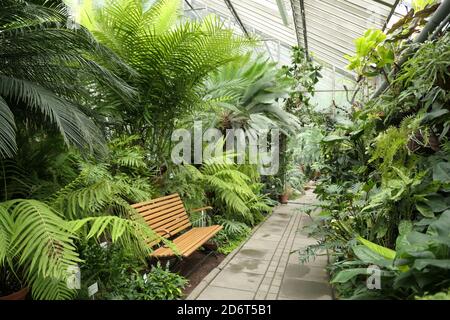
88, 282, 98, 297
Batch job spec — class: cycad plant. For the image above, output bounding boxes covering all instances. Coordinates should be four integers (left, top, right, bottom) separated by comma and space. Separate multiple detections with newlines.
68, 0, 252, 164
0, 0, 133, 158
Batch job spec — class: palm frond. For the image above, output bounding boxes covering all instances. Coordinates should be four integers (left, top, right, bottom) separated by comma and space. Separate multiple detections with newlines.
0, 97, 17, 158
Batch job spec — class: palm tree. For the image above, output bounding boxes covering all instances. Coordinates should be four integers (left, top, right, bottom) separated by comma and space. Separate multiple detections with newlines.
67, 0, 252, 164
201, 53, 300, 135
0, 0, 156, 300
0, 0, 133, 159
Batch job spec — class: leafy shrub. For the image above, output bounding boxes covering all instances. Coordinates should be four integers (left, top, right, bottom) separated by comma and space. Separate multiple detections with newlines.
77, 242, 187, 300
105, 263, 188, 300
416, 289, 450, 300
77, 241, 142, 300
298, 27, 450, 300
213, 218, 252, 254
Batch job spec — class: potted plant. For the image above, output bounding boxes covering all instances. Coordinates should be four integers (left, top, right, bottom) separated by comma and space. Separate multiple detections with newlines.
279, 184, 293, 204
0, 266, 29, 300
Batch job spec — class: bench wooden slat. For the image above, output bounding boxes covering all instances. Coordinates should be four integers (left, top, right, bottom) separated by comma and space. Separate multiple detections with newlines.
131, 193, 179, 208
141, 203, 186, 220
151, 225, 223, 257
149, 210, 187, 228
156, 226, 220, 254
183, 226, 222, 257
135, 198, 183, 215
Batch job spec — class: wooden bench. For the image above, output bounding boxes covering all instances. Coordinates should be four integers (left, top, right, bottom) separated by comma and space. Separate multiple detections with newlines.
131, 193, 223, 258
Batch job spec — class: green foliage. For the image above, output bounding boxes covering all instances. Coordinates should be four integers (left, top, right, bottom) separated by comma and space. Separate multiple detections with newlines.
412, 0, 438, 11
0, 0, 132, 158
105, 262, 188, 300
213, 218, 251, 254
76, 241, 141, 299
164, 158, 271, 226
71, 0, 253, 163
304, 30, 450, 300
283, 46, 322, 119
76, 241, 186, 300
332, 210, 450, 299
346, 29, 394, 78
203, 53, 299, 134
416, 289, 450, 300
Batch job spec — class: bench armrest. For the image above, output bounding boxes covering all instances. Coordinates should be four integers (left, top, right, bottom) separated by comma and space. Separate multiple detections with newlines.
190, 206, 213, 213
155, 228, 172, 237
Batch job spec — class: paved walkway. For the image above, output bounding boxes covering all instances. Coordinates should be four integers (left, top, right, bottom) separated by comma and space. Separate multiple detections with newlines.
187, 188, 333, 300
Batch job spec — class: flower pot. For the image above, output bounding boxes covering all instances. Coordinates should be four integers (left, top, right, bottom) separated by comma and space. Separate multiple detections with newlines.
279, 194, 289, 204
0, 287, 29, 300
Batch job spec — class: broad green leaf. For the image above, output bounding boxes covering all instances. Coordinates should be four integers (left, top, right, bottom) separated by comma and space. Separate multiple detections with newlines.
322, 135, 349, 142
425, 194, 450, 212
428, 210, 450, 238
357, 236, 396, 260
398, 220, 413, 235
421, 109, 449, 123
433, 162, 450, 183
416, 202, 435, 218
413, 259, 450, 270
331, 268, 368, 283
352, 245, 393, 268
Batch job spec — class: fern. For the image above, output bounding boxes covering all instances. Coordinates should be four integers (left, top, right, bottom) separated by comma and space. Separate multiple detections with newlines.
67, 215, 172, 257
5, 199, 80, 279
215, 217, 251, 238
370, 126, 409, 172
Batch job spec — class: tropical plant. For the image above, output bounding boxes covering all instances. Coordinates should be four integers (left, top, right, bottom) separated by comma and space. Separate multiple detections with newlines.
164, 157, 272, 226
0, 134, 166, 299
331, 211, 450, 299
105, 262, 188, 300
0, 196, 163, 299
202, 53, 299, 134
0, 0, 133, 158
68, 0, 252, 165
283, 46, 322, 121
299, 23, 450, 300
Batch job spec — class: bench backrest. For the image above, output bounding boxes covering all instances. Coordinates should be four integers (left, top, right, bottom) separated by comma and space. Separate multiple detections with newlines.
131, 194, 192, 242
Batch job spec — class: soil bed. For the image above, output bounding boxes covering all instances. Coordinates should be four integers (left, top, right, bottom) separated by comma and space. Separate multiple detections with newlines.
176, 251, 226, 298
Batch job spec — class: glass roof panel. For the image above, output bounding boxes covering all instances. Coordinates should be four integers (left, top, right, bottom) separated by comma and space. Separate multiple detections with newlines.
185, 0, 399, 79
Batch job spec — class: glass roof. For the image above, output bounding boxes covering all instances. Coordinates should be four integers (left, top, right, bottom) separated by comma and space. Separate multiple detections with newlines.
184, 1, 401, 76
183, 0, 405, 110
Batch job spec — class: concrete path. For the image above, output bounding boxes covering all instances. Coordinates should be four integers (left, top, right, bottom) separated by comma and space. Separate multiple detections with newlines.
187, 188, 333, 300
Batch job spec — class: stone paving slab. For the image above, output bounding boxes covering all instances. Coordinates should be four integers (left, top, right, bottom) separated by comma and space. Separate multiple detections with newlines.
197, 286, 255, 300
187, 188, 333, 300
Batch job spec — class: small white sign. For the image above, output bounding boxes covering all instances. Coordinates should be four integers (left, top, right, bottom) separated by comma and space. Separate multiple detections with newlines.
100, 242, 109, 249
88, 282, 99, 297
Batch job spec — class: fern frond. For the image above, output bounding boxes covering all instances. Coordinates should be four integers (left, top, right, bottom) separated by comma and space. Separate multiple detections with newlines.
68, 215, 175, 257
0, 205, 13, 263
28, 274, 76, 300
5, 199, 81, 279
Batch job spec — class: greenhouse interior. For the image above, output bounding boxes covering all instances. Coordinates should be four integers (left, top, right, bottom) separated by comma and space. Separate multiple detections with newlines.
1, 0, 450, 304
